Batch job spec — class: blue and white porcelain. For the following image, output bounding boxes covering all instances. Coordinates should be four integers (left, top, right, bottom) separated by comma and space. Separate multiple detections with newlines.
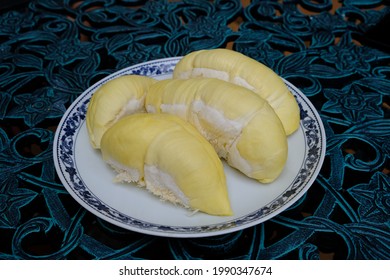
53, 57, 326, 238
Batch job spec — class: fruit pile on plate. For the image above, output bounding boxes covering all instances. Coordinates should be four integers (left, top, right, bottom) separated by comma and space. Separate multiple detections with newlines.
86, 49, 300, 216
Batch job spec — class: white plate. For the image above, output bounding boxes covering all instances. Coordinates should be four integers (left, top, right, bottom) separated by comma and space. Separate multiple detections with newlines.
53, 57, 326, 238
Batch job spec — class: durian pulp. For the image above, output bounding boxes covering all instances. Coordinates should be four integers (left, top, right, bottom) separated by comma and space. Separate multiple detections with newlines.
145, 78, 288, 183
86, 75, 156, 149
100, 113, 232, 216
172, 49, 300, 135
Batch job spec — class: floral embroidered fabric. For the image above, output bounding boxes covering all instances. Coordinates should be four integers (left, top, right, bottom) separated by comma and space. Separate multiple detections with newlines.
0, 0, 389, 259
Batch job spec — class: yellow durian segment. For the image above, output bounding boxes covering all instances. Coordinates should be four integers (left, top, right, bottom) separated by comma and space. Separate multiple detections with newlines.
86, 75, 156, 149
146, 78, 288, 183
172, 49, 300, 136
100, 113, 232, 216
235, 108, 288, 183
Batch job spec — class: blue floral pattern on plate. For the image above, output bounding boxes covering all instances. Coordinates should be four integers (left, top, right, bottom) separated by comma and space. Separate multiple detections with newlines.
53, 57, 326, 237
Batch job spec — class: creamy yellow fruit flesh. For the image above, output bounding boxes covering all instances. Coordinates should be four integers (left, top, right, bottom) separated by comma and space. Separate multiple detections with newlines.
146, 78, 288, 183
172, 49, 300, 136
86, 75, 156, 149
100, 113, 232, 216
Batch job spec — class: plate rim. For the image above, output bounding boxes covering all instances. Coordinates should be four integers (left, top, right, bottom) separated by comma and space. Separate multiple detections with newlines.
53, 56, 326, 238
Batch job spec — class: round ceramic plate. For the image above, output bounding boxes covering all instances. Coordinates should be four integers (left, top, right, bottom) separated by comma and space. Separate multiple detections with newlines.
53, 57, 326, 238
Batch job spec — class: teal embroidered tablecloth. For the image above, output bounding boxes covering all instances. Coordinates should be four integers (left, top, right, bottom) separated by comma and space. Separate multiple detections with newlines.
0, 0, 389, 260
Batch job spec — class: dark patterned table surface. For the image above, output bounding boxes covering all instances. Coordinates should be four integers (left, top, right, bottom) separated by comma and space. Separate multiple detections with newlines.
0, 0, 389, 260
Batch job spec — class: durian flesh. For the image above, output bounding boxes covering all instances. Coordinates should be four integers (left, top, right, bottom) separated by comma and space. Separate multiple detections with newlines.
100, 113, 233, 216
146, 78, 288, 183
172, 49, 300, 136
86, 75, 156, 149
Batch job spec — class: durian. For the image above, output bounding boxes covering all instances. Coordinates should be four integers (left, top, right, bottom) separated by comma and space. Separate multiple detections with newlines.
146, 78, 288, 183
172, 49, 300, 136
86, 75, 156, 149
100, 113, 232, 216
